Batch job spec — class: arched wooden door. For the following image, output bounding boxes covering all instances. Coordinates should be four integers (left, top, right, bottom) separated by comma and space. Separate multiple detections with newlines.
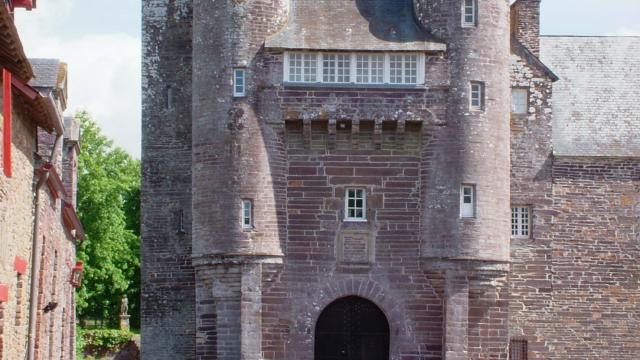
314, 296, 390, 360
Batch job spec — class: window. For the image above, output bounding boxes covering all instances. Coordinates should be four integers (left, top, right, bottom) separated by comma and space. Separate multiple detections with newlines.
233, 69, 246, 97
323, 54, 351, 83
166, 86, 174, 109
511, 206, 531, 238
288, 53, 318, 83
462, 0, 477, 27
285, 52, 425, 86
470, 82, 484, 110
510, 339, 528, 360
389, 54, 418, 84
345, 188, 366, 221
356, 54, 385, 84
460, 185, 475, 218
511, 88, 528, 114
242, 200, 253, 229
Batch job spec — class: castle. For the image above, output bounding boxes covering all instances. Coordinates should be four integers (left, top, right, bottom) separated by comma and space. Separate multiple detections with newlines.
141, 0, 640, 359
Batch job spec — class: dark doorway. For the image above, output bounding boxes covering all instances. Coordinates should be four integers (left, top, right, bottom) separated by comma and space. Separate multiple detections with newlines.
314, 296, 390, 360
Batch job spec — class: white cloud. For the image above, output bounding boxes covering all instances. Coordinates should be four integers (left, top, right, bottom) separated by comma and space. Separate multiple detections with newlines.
15, 1, 141, 158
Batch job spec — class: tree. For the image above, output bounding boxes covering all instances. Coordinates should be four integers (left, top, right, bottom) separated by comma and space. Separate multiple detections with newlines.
75, 111, 141, 328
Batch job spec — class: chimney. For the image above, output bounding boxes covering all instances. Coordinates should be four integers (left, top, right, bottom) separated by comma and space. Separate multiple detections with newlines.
62, 117, 80, 208
511, 0, 541, 56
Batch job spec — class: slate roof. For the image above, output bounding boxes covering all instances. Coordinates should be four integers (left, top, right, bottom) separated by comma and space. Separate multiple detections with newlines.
29, 58, 63, 88
266, 0, 446, 52
540, 36, 640, 157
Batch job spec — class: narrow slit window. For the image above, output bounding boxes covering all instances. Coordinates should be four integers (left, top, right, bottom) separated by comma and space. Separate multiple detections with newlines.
166, 86, 173, 110
460, 184, 475, 218
233, 69, 246, 97
511, 88, 528, 114
463, 0, 477, 27
345, 188, 366, 221
511, 206, 531, 238
470, 82, 484, 110
242, 199, 253, 229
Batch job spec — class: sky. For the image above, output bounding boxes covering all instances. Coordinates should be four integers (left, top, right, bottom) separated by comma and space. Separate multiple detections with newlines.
13, 0, 640, 159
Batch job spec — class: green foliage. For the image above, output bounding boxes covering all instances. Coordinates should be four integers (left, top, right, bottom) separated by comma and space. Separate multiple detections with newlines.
75, 111, 141, 328
77, 327, 134, 359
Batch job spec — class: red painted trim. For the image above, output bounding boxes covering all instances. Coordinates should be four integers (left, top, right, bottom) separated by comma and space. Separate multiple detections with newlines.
62, 201, 85, 242
3, 69, 12, 177
11, 75, 38, 100
0, 284, 8, 302
36, 163, 67, 199
14, 256, 28, 275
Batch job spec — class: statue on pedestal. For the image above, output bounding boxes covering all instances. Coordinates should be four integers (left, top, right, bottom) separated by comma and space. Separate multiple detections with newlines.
120, 295, 130, 331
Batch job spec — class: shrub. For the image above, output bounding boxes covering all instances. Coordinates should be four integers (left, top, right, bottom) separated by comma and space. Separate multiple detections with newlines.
78, 328, 134, 358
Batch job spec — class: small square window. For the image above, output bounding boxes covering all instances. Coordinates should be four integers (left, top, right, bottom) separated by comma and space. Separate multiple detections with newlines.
233, 69, 246, 97
512, 88, 528, 114
242, 199, 253, 229
345, 188, 366, 221
510, 338, 528, 360
511, 206, 531, 238
462, 0, 477, 27
460, 185, 475, 218
470, 82, 484, 110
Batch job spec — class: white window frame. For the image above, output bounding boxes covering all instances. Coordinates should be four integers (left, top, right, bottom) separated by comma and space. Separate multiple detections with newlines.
284, 52, 425, 86
344, 188, 367, 222
233, 69, 246, 97
511, 206, 531, 238
242, 199, 253, 230
460, 184, 475, 218
462, 0, 477, 27
511, 88, 529, 115
470, 81, 484, 110
322, 53, 352, 83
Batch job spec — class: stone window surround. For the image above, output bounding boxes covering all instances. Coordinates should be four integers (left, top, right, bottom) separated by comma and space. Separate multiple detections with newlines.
511, 87, 529, 115
284, 51, 426, 86
470, 81, 485, 111
241, 199, 253, 230
460, 184, 475, 218
233, 68, 246, 97
511, 206, 531, 238
344, 188, 367, 222
462, 0, 477, 27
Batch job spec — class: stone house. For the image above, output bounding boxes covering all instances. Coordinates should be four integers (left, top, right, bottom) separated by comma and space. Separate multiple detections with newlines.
0, 3, 83, 360
141, 0, 639, 359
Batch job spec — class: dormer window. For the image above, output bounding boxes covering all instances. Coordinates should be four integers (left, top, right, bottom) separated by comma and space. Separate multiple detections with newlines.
284, 52, 425, 86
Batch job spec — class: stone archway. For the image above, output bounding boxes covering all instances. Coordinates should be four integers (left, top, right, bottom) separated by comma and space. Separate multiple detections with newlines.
314, 296, 390, 360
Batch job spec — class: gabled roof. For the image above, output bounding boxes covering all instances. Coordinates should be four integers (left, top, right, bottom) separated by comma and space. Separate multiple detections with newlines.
29, 58, 65, 88
511, 39, 558, 82
266, 0, 446, 52
0, 5, 33, 81
540, 36, 640, 158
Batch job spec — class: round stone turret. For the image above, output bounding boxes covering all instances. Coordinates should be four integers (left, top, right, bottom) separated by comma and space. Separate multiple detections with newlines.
191, 0, 289, 259
416, 0, 511, 262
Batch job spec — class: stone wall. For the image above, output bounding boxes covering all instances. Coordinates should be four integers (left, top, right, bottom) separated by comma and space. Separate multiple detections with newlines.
33, 183, 77, 360
141, 0, 196, 359
510, 158, 640, 359
0, 101, 37, 360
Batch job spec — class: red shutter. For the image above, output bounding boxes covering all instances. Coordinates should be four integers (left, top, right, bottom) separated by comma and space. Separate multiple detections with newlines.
2, 69, 12, 177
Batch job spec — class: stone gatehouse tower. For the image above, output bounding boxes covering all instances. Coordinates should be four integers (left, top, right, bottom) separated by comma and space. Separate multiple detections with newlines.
141, 0, 640, 359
